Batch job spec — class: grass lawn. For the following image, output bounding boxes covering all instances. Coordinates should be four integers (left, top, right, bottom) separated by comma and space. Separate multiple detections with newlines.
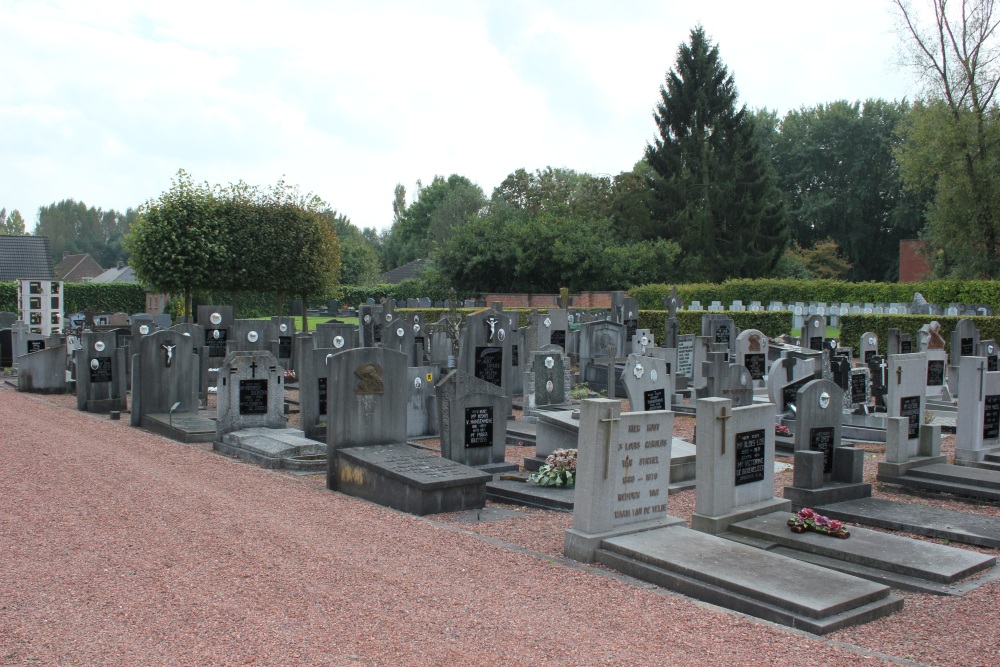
251, 316, 359, 332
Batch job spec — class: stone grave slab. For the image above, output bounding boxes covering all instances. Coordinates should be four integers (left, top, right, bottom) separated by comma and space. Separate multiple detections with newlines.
728, 512, 996, 595
596, 525, 901, 635
879, 462, 1000, 502
142, 411, 217, 443
214, 426, 326, 473
335, 444, 490, 515
814, 497, 1000, 549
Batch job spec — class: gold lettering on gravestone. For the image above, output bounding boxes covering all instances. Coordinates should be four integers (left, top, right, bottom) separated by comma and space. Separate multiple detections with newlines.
355, 363, 385, 395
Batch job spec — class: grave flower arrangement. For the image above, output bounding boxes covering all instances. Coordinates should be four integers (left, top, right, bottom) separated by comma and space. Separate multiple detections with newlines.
787, 508, 850, 538
528, 448, 577, 487
775, 423, 792, 437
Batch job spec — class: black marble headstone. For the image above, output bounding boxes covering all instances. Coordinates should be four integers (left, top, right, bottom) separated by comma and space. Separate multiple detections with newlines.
206, 329, 228, 357
89, 357, 113, 384
734, 429, 766, 486
810, 427, 835, 474
474, 346, 503, 387
643, 388, 666, 412
550, 330, 566, 349
464, 406, 493, 448
278, 336, 292, 359
927, 360, 945, 386
27, 340, 45, 354
850, 373, 868, 405
239, 379, 268, 415
744, 353, 766, 380
984, 395, 1000, 440
318, 377, 328, 416
962, 337, 975, 355
900, 396, 921, 439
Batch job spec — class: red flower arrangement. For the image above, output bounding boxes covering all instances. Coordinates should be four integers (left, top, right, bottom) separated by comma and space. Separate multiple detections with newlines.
787, 508, 850, 538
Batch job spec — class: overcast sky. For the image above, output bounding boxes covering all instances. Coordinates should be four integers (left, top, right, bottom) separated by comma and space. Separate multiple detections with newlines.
0, 1, 916, 234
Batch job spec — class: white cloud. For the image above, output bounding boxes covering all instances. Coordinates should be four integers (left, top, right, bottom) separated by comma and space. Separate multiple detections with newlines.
0, 0, 913, 233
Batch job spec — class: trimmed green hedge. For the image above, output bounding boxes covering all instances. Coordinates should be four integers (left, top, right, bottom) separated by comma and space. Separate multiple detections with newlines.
0, 281, 146, 314
630, 279, 1000, 311
638, 310, 793, 338
839, 314, 1000, 357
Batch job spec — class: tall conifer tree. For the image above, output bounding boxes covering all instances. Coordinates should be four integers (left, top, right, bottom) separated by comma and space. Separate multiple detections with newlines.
645, 26, 787, 281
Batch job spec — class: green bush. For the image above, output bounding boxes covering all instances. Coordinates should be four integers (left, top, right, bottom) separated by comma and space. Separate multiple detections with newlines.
0, 282, 15, 312
64, 283, 146, 314
638, 310, 793, 338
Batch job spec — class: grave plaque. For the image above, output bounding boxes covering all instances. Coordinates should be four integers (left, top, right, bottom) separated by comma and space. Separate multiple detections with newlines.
864, 350, 876, 363
809, 337, 823, 352
318, 377, 328, 416
851, 373, 868, 405
239, 379, 268, 415
985, 395, 1000, 440
735, 429, 766, 486
744, 353, 766, 381
927, 360, 945, 386
625, 318, 638, 342
962, 337, 975, 355
278, 336, 292, 359
88, 357, 113, 383
900, 340, 913, 354
206, 329, 228, 357
810, 426, 835, 474
474, 346, 503, 387
27, 340, 45, 354
677, 339, 694, 377
643, 388, 666, 412
781, 376, 811, 412
992, 357, 999, 372
714, 324, 731, 346
550, 329, 566, 349
900, 396, 921, 439
464, 406, 494, 448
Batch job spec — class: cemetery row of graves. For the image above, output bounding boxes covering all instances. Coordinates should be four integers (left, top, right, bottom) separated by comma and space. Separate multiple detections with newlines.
5, 284, 1000, 636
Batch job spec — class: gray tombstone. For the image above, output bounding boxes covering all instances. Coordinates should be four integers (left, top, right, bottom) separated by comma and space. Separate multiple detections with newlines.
621, 353, 674, 412
702, 314, 736, 355
76, 331, 127, 412
578, 319, 627, 394
955, 355, 1000, 464
793, 379, 843, 474
564, 399, 678, 563
0, 328, 11, 369
949, 318, 981, 397
691, 398, 790, 534
299, 347, 336, 441
978, 340, 999, 372
215, 350, 287, 438
229, 319, 270, 354
198, 306, 234, 362
129, 329, 199, 427
325, 347, 408, 456
887, 353, 928, 456
314, 322, 358, 352
406, 366, 439, 438
524, 346, 571, 414
16, 345, 68, 393
802, 314, 826, 351
860, 332, 879, 364
270, 317, 296, 369
735, 329, 768, 385
536, 309, 569, 351
766, 353, 822, 415
458, 307, 512, 396
437, 370, 508, 467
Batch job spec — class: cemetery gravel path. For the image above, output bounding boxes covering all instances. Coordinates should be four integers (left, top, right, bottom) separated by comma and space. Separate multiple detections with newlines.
0, 387, 991, 667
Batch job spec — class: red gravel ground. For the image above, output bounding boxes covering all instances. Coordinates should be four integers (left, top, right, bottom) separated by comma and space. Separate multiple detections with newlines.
2, 385, 999, 666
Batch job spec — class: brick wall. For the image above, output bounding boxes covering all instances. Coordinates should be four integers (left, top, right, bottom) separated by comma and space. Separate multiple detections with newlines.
483, 291, 615, 308
899, 239, 933, 283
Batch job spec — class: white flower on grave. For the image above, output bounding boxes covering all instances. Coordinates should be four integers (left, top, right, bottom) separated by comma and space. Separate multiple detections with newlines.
333, 336, 345, 348
650, 370, 658, 382
633, 364, 644, 379
94, 341, 105, 352
543, 317, 551, 328
544, 356, 555, 369
247, 331, 259, 343
210, 312, 222, 325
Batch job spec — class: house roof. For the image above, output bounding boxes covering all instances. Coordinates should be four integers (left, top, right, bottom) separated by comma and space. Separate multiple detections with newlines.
91, 264, 137, 283
0, 236, 56, 281
55, 253, 105, 282
378, 258, 426, 285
